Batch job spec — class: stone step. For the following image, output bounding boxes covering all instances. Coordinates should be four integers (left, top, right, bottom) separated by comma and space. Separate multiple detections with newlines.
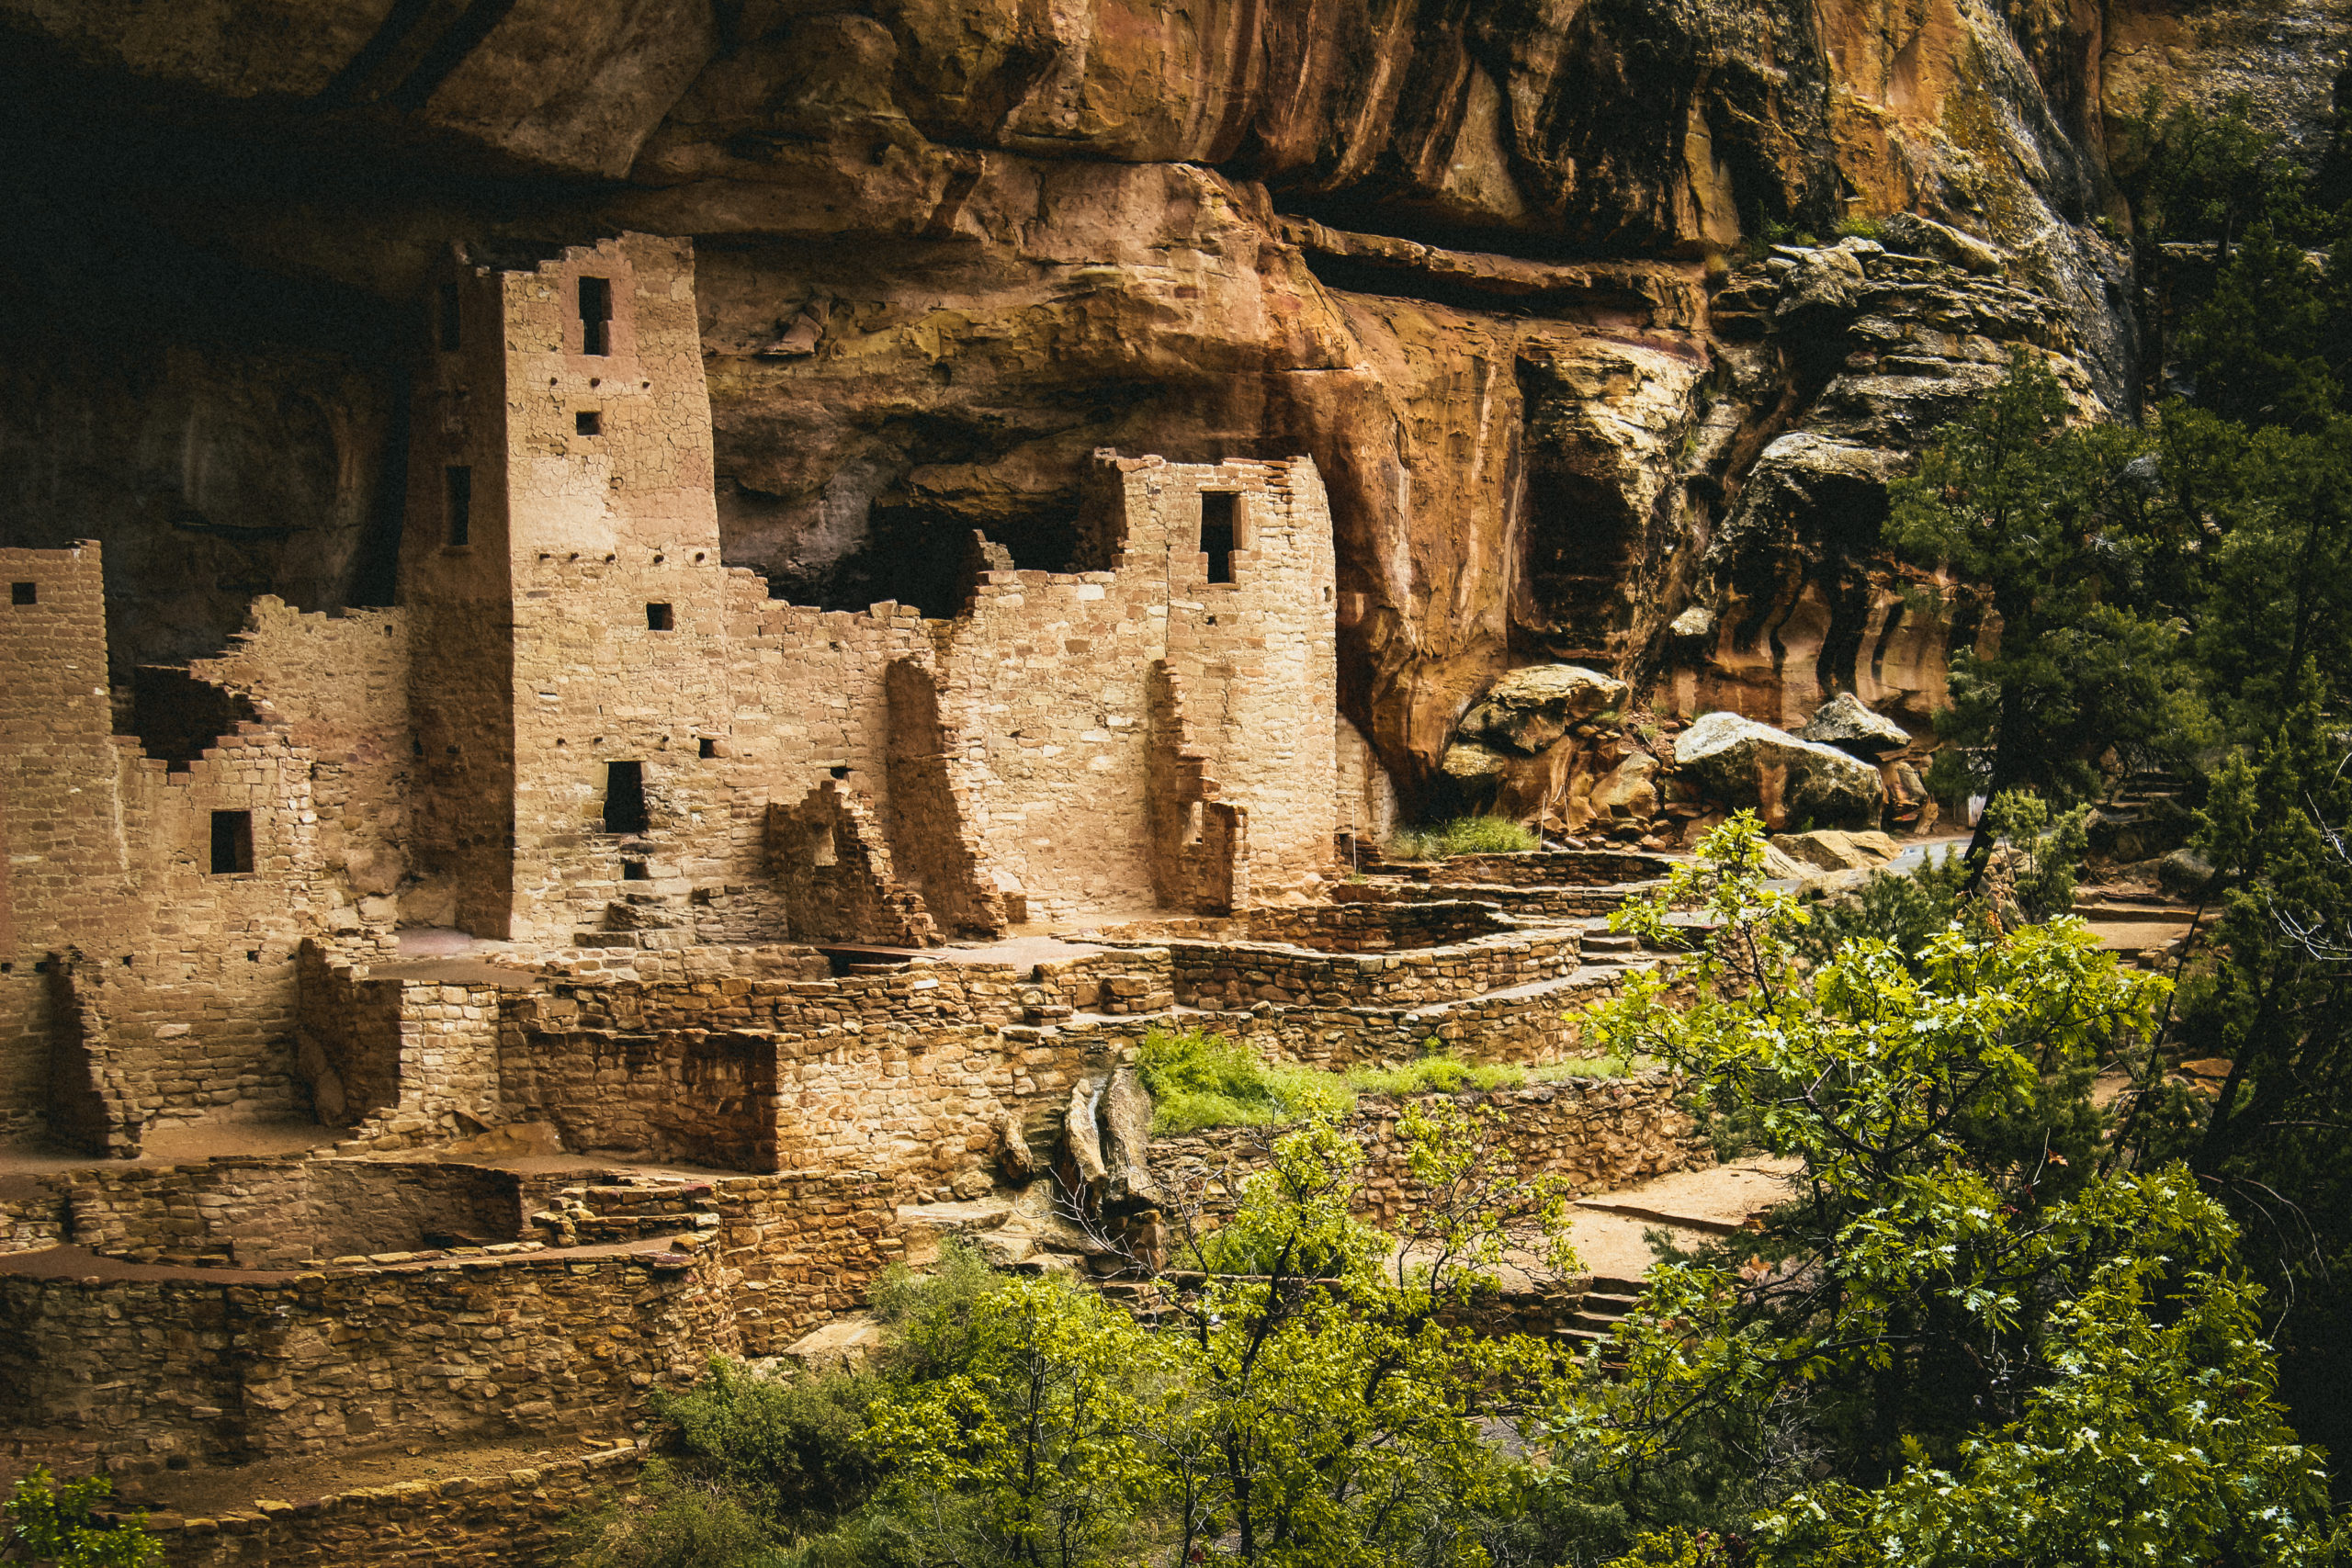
1581, 932, 1643, 954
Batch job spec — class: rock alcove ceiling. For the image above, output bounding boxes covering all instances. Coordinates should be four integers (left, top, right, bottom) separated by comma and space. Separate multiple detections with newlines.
0, 0, 2344, 805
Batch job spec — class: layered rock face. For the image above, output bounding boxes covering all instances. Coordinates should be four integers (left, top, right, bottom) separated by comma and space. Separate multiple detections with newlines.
0, 0, 2340, 807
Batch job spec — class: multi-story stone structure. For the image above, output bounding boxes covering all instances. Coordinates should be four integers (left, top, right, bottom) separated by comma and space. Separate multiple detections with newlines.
0, 232, 1344, 1155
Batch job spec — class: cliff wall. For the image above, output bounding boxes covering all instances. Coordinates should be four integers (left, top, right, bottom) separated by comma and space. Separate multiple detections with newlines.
0, 0, 2341, 809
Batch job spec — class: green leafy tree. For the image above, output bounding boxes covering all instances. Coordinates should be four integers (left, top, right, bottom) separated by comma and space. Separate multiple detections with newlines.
4, 1469, 164, 1568
1544, 818, 2338, 1564
1887, 351, 2202, 874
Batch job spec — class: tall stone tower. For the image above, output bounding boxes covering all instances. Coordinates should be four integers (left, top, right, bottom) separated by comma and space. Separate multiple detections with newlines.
400, 234, 728, 942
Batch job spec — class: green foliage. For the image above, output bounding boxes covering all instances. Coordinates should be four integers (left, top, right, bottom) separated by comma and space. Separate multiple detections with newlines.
1135, 1025, 1355, 1133
1833, 214, 1883, 242
3, 1470, 163, 1568
1385, 817, 1542, 860
2111, 91, 2321, 249
1888, 351, 2205, 829
569, 1473, 793, 1568
858, 1106, 1580, 1565
1347, 1047, 1530, 1097
648, 1359, 882, 1537
1555, 818, 2338, 1563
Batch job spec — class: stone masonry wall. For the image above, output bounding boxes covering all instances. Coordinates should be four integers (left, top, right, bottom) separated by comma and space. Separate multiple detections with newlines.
1163, 929, 1582, 1009
50, 1159, 524, 1269
107, 1446, 649, 1568
1149, 1076, 1707, 1227
1242, 899, 1508, 953
495, 1025, 783, 1170
0, 1250, 730, 1467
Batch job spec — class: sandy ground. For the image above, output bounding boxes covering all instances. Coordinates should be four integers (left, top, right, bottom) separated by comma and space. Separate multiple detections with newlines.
1563, 1156, 1803, 1280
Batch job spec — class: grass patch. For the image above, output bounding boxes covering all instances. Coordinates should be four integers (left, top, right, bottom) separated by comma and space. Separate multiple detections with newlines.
1136, 1026, 1356, 1134
1347, 1054, 1530, 1096
1385, 817, 1542, 860
1344, 1049, 1654, 1097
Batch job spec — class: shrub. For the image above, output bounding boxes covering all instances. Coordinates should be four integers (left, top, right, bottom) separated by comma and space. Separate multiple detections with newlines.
570, 1474, 790, 1568
1386, 817, 1542, 860
1836, 214, 1883, 241
3, 1470, 162, 1568
1136, 1025, 1355, 1133
648, 1359, 882, 1537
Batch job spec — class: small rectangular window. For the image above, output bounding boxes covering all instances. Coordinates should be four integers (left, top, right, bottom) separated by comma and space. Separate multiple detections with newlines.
698, 737, 718, 759
1201, 491, 1238, 583
575, 410, 601, 436
579, 276, 612, 356
437, 282, 462, 352
621, 859, 650, 882
209, 810, 254, 874
646, 603, 673, 631
604, 760, 648, 834
445, 465, 472, 547
9, 582, 34, 606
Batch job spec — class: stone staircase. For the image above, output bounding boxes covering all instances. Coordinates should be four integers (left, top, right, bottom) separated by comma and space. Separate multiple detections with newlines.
527, 1176, 721, 1247
1554, 1273, 1645, 1362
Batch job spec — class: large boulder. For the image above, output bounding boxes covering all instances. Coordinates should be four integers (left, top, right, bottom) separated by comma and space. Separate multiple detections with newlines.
1674, 712, 1887, 830
1456, 665, 1629, 756
1797, 693, 1911, 760
1770, 829, 1905, 873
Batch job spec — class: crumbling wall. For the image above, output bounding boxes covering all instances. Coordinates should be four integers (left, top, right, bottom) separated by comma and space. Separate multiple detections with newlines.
192, 599, 411, 942
53, 1159, 524, 1269
766, 781, 938, 946
884, 658, 1008, 938
1164, 929, 1582, 1009
119, 1445, 649, 1567
1147, 660, 1249, 914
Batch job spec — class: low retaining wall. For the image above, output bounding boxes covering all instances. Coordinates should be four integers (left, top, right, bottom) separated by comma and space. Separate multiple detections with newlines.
1423, 850, 1678, 887
51, 1159, 524, 1268
1165, 930, 1582, 1010
1240, 900, 1510, 953
92, 1447, 649, 1567
1149, 1075, 1705, 1225
0, 1249, 728, 1468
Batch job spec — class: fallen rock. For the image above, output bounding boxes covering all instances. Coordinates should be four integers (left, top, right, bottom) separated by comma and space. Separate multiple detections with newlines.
1797, 693, 1910, 760
1457, 665, 1629, 756
996, 1111, 1038, 1184
1100, 1066, 1165, 1211
783, 1313, 885, 1373
1062, 1077, 1108, 1195
2157, 848, 2219, 897
1589, 750, 1660, 822
1674, 712, 1887, 831
1770, 829, 1905, 873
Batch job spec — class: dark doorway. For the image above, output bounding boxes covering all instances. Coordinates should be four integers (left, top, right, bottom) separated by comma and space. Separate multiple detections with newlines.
1201, 491, 1237, 583
578, 276, 611, 355
603, 760, 648, 834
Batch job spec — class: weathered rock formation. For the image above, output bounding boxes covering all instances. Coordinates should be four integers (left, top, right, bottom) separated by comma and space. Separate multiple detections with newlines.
0, 0, 2341, 810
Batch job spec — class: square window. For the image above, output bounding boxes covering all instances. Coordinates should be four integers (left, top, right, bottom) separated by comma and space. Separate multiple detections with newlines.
10, 582, 34, 605
698, 737, 718, 759
209, 810, 254, 874
576, 410, 602, 436
646, 603, 674, 631
622, 859, 650, 882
